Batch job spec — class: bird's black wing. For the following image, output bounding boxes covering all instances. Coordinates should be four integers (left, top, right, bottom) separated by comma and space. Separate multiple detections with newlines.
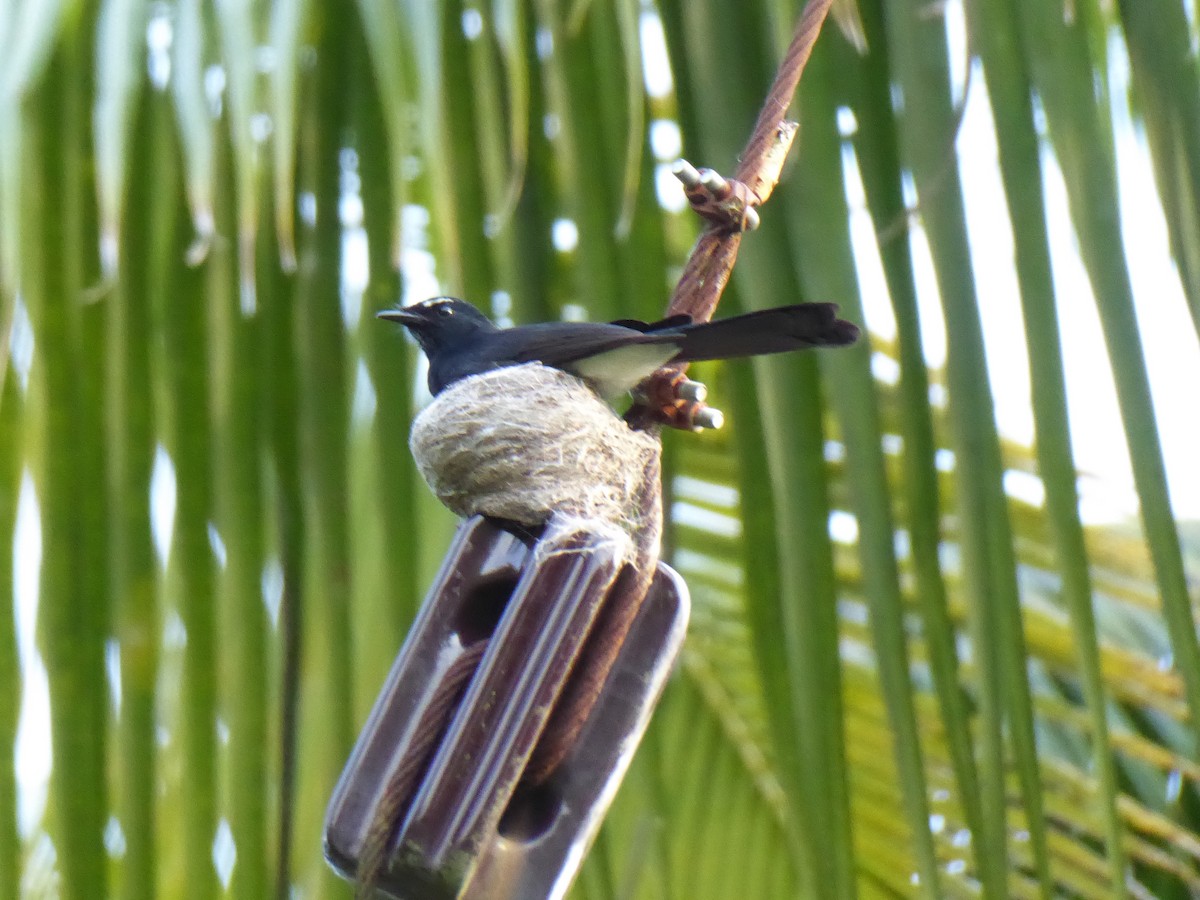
672, 303, 858, 361
425, 305, 857, 394
608, 313, 693, 332
424, 320, 684, 394
480, 321, 688, 396
491, 321, 682, 369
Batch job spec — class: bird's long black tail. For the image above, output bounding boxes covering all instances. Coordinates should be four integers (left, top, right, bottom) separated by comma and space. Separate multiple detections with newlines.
662, 303, 859, 362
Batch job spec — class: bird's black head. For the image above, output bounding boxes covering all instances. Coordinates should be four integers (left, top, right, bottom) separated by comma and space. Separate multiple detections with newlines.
376, 297, 497, 355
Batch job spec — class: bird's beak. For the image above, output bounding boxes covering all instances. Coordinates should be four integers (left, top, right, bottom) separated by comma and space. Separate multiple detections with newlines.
377, 307, 424, 327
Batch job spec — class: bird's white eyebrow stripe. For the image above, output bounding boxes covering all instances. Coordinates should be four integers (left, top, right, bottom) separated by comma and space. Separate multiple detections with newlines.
417, 298, 455, 311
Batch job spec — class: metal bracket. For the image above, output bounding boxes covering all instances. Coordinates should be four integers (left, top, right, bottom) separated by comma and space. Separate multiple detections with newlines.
325, 515, 689, 899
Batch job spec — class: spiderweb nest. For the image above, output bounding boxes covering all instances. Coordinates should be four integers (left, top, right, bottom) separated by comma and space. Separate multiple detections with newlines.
409, 364, 663, 548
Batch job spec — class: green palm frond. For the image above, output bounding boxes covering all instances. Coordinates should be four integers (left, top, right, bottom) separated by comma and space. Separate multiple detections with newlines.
1, 1, 1198, 899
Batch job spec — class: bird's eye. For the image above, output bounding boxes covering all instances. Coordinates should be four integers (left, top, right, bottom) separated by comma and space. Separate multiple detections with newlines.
437, 305, 454, 317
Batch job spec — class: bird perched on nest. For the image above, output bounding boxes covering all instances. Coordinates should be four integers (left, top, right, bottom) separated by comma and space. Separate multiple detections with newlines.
380, 296, 860, 529
378, 296, 859, 399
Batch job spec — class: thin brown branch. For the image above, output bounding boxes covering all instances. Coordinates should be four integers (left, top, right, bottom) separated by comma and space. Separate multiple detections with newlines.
736, 0, 836, 202
624, 0, 835, 433
664, 0, 837, 326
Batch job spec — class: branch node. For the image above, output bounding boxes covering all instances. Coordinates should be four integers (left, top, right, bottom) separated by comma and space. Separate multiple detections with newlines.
676, 165, 762, 235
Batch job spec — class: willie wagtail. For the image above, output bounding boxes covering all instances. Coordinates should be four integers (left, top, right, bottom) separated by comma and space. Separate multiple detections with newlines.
379, 297, 860, 397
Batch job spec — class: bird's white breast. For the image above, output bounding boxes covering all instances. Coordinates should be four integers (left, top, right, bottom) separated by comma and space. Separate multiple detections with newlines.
566, 343, 680, 397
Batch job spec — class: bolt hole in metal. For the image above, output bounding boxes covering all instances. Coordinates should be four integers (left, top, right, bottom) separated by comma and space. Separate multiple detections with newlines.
454, 576, 518, 646
497, 779, 564, 843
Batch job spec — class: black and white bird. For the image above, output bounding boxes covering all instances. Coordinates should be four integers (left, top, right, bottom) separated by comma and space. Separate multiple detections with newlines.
379, 297, 859, 398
